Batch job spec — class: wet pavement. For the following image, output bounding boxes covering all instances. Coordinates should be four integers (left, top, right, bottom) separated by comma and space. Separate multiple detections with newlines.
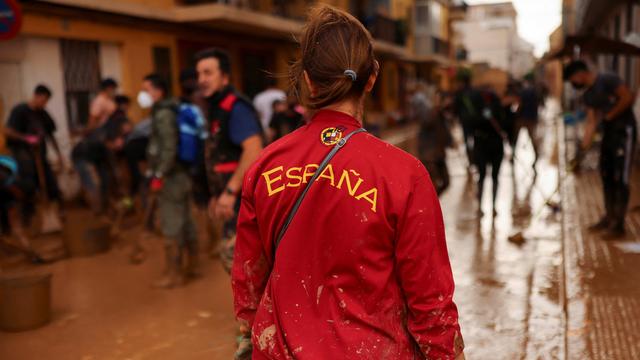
561, 121, 640, 360
0, 100, 572, 359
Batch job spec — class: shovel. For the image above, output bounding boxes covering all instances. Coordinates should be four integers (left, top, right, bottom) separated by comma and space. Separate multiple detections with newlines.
33, 148, 62, 234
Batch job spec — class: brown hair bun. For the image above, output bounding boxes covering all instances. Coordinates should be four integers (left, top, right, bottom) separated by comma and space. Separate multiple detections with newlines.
290, 5, 377, 110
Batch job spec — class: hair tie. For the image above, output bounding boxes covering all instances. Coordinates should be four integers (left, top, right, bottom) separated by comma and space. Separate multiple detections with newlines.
344, 69, 357, 82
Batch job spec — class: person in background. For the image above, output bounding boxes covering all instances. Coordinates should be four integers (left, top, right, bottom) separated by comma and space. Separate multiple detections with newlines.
0, 155, 19, 237
418, 91, 452, 195
502, 81, 521, 166
473, 87, 507, 217
565, 60, 637, 239
453, 68, 478, 173
104, 95, 132, 138
179, 68, 210, 212
4, 84, 65, 228
142, 73, 198, 288
253, 77, 286, 142
71, 126, 124, 214
196, 47, 263, 360
177, 68, 208, 276
516, 74, 541, 168
88, 78, 118, 132
196, 48, 263, 273
268, 98, 303, 142
124, 117, 152, 200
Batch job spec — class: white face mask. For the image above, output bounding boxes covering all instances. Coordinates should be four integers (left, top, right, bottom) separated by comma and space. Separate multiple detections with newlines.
137, 91, 153, 109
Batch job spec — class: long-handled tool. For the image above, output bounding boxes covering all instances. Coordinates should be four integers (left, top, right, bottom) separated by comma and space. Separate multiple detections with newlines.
33, 147, 62, 234
0, 234, 47, 264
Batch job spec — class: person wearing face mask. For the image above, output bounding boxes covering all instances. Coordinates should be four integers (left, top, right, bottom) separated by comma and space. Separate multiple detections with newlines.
564, 60, 637, 239
140, 73, 198, 288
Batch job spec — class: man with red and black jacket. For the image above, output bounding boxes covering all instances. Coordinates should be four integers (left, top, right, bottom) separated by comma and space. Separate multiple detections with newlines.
196, 48, 263, 273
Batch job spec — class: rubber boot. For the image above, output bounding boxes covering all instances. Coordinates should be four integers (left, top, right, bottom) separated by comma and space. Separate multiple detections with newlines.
153, 244, 184, 289
185, 250, 201, 279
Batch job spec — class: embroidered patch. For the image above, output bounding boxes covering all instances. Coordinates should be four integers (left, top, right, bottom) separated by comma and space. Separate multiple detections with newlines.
320, 127, 344, 146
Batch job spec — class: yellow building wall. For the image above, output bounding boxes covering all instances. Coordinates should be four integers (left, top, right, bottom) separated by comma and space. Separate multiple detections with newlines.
391, 0, 413, 19
21, 12, 179, 122
380, 60, 399, 111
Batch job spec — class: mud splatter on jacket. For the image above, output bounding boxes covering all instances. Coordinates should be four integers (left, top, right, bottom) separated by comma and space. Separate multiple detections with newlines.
232, 110, 464, 359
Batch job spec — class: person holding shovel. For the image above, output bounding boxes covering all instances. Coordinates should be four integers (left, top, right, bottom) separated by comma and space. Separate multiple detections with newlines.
4, 84, 65, 230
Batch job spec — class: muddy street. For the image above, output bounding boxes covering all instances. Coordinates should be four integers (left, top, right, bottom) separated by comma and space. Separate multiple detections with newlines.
0, 104, 567, 360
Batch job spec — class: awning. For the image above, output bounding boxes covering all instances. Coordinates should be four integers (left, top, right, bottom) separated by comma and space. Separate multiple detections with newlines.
546, 35, 640, 60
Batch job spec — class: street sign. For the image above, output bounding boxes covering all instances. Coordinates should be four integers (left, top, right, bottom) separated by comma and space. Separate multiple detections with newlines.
0, 0, 22, 41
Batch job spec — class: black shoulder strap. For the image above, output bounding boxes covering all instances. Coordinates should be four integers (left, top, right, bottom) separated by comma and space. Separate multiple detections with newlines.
274, 128, 367, 253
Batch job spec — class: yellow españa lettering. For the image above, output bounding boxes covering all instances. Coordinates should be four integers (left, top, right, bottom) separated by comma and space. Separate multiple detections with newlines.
318, 164, 335, 186
260, 164, 378, 213
286, 167, 303, 187
336, 169, 363, 196
262, 166, 285, 196
303, 164, 319, 184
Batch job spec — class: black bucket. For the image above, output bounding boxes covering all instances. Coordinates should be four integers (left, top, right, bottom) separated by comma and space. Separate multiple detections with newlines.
0, 272, 52, 332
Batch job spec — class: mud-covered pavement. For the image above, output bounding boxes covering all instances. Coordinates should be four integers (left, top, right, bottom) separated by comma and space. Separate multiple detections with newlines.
0, 103, 566, 359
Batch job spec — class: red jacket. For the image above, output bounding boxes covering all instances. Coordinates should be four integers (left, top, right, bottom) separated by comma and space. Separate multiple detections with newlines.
232, 110, 463, 359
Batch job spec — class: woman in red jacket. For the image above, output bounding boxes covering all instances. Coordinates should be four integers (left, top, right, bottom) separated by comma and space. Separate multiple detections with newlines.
232, 5, 465, 359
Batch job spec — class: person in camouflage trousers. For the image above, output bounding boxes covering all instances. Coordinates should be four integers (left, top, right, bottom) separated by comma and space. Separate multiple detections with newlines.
140, 73, 198, 289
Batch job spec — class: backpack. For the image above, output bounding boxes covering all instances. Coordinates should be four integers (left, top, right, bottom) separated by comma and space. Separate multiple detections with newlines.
176, 102, 207, 165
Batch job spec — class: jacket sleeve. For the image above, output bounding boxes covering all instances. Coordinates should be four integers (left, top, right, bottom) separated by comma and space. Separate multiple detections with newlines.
395, 174, 464, 359
232, 166, 271, 329
154, 108, 177, 177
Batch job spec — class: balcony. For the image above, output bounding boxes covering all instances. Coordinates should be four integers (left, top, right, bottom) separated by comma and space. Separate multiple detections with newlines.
432, 37, 450, 57
362, 14, 407, 47
178, 0, 262, 11
575, 0, 625, 33
177, 0, 309, 20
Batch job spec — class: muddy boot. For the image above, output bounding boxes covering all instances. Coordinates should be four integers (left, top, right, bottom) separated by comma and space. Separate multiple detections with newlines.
153, 244, 184, 289
185, 252, 201, 279
234, 333, 253, 360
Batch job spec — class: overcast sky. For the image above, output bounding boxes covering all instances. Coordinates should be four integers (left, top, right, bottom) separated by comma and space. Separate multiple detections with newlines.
465, 0, 562, 57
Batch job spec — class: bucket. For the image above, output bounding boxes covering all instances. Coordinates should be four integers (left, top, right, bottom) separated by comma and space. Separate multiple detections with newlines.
63, 211, 111, 257
0, 272, 52, 332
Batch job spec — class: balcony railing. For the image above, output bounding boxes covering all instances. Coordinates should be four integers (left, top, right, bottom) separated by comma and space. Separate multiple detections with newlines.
178, 0, 262, 11
432, 37, 450, 57
362, 14, 407, 46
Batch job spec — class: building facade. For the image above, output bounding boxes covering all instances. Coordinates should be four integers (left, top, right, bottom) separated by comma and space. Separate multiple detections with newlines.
572, 0, 640, 91
0, 0, 462, 157
454, 1, 535, 79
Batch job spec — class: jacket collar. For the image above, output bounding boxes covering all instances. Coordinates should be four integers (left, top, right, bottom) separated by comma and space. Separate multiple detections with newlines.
310, 109, 362, 128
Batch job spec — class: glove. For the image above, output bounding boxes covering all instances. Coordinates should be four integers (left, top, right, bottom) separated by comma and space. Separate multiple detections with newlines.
568, 148, 585, 173
23, 135, 40, 145
120, 197, 134, 210
150, 177, 164, 192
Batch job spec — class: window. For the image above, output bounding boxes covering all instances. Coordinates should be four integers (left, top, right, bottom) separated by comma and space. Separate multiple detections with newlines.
241, 51, 271, 99
627, 3, 634, 33
60, 39, 100, 131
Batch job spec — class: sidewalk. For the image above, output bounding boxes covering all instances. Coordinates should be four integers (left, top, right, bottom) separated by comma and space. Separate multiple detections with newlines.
561, 125, 640, 360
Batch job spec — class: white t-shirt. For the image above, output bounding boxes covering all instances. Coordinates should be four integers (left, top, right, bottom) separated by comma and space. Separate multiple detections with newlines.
253, 88, 286, 129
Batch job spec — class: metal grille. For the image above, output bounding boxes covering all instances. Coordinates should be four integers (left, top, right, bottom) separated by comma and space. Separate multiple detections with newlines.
60, 39, 100, 92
